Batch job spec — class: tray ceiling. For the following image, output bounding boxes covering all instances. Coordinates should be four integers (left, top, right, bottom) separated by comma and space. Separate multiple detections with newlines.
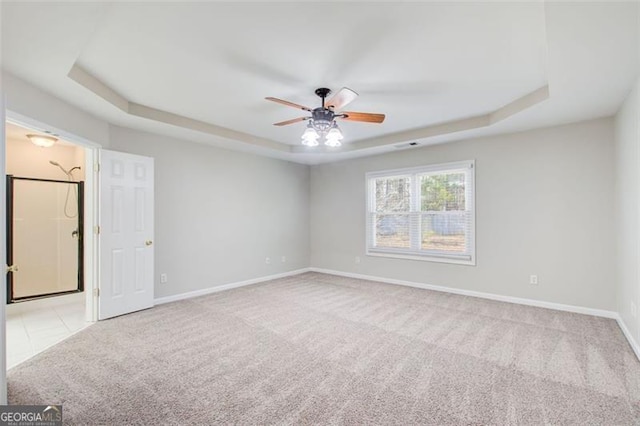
1, 2, 637, 164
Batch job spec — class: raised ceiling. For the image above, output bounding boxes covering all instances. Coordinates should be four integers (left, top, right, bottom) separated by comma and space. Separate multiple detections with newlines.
1, 2, 638, 164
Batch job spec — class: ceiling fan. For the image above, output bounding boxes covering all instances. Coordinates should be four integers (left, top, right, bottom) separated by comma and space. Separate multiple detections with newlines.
266, 87, 385, 147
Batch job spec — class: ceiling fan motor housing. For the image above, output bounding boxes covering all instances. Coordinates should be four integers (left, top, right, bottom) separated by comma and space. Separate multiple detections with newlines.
311, 108, 334, 132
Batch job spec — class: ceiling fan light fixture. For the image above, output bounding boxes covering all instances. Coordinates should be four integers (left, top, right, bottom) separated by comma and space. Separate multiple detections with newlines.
269, 87, 385, 149
324, 123, 343, 147
27, 134, 57, 148
301, 122, 320, 147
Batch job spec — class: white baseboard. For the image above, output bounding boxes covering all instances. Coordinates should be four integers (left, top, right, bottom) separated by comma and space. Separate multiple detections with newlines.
309, 267, 618, 319
153, 268, 311, 305
615, 315, 640, 360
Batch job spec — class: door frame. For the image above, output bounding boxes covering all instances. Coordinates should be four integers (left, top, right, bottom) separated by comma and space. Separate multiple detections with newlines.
6, 110, 102, 322
1, 95, 7, 403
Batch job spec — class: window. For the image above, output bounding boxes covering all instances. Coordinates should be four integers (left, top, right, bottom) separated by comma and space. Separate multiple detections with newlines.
366, 160, 475, 265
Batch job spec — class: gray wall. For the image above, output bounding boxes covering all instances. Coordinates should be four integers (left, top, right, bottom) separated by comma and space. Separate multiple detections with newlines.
109, 126, 310, 298
615, 76, 640, 341
4, 71, 311, 299
310, 118, 616, 311
2, 71, 622, 313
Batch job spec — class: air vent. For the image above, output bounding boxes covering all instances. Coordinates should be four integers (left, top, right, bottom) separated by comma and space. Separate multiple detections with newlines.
394, 141, 421, 149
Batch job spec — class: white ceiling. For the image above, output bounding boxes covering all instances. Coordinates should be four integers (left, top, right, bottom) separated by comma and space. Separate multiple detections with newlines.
1, 2, 638, 164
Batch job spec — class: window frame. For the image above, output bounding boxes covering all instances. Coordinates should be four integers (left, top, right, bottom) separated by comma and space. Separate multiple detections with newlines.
365, 160, 476, 266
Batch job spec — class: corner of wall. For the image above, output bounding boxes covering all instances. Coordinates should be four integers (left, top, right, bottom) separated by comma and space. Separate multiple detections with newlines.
613, 73, 640, 358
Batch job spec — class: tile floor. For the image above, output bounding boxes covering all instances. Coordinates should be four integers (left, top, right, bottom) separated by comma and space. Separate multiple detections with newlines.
7, 292, 92, 369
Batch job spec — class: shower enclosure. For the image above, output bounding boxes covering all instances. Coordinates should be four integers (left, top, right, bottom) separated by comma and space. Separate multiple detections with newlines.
6, 175, 84, 302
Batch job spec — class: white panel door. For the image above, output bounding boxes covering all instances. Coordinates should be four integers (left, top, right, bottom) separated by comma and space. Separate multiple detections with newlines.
99, 149, 154, 320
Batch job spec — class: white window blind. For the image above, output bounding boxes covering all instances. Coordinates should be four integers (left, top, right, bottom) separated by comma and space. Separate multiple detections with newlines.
366, 160, 475, 265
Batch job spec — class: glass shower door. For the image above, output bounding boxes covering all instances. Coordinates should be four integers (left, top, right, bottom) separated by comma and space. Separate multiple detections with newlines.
7, 176, 84, 302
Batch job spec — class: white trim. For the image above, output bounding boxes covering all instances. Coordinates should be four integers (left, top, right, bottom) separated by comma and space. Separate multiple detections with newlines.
615, 314, 640, 361
154, 268, 311, 305
1, 94, 7, 404
365, 160, 475, 179
85, 148, 99, 322
366, 250, 474, 265
309, 267, 618, 319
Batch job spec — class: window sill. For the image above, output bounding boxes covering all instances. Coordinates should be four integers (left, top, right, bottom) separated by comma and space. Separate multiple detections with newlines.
366, 249, 476, 266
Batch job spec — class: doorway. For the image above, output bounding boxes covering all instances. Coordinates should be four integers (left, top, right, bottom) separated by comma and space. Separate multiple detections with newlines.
3, 112, 155, 372
4, 119, 97, 368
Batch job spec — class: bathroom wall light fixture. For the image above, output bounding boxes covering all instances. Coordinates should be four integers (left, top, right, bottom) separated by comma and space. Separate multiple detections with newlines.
27, 134, 58, 148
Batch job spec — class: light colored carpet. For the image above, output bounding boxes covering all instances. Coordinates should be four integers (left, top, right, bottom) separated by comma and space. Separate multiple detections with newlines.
8, 272, 640, 425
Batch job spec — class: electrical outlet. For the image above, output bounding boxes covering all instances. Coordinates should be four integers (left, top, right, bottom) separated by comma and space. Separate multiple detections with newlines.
529, 275, 538, 285
265, 257, 271, 265
160, 273, 168, 284
281, 256, 286, 263
355, 256, 361, 264
632, 301, 637, 318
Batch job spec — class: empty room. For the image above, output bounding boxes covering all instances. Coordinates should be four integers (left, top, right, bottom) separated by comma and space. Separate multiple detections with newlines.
1, 1, 640, 424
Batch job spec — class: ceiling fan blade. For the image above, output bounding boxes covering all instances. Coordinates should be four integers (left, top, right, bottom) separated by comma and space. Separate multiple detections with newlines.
265, 97, 312, 112
273, 117, 308, 126
325, 87, 358, 110
339, 111, 386, 123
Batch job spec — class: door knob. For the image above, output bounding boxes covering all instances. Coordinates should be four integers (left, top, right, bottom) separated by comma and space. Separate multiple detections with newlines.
145, 240, 153, 246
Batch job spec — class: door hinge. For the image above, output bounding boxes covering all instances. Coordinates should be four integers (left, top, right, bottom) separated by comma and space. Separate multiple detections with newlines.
95, 163, 101, 172
5, 264, 18, 273
93, 288, 100, 297
94, 225, 101, 235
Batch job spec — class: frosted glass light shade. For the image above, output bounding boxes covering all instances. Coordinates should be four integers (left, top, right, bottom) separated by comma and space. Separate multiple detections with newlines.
324, 124, 343, 147
301, 125, 320, 147
27, 134, 57, 148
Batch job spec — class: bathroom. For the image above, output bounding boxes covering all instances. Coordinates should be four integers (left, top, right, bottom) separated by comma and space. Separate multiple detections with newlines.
5, 122, 89, 368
